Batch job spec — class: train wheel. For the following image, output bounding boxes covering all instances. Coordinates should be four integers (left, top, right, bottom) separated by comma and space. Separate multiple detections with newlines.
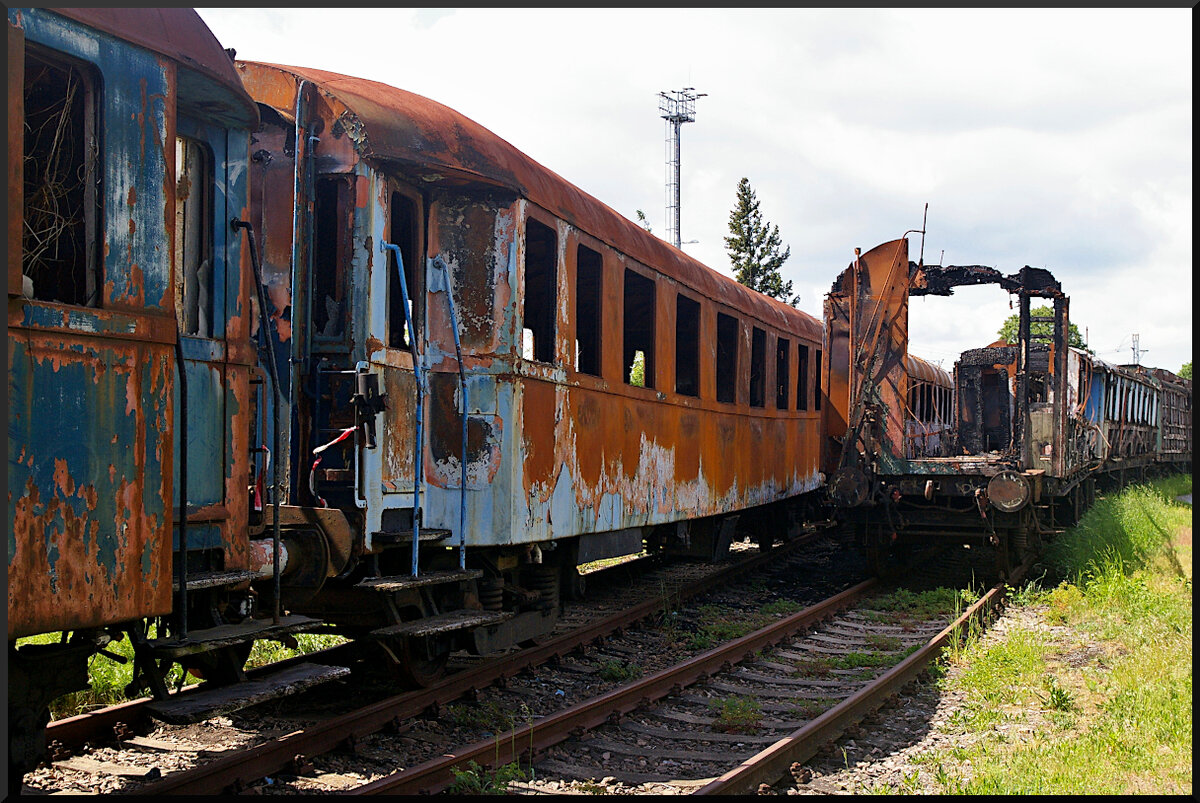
382, 636, 450, 689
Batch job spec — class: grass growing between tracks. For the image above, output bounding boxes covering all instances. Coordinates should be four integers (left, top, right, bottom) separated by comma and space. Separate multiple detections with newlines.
909, 473, 1192, 795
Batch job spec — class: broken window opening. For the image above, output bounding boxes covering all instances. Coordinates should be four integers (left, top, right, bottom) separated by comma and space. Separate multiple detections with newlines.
715, 312, 738, 404
523, 218, 557, 364
796, 343, 809, 411
675, 294, 700, 397
775, 336, 790, 409
22, 47, 101, 307
749, 326, 766, 408
174, 135, 212, 336
387, 190, 421, 350
814, 349, 822, 410
574, 244, 602, 376
312, 175, 353, 340
623, 268, 656, 388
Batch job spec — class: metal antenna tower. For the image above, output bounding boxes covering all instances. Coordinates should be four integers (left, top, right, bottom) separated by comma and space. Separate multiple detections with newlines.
659, 87, 705, 249
1131, 334, 1147, 365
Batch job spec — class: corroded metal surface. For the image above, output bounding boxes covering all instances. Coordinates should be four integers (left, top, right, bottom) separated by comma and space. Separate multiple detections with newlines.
8, 7, 256, 636
236, 60, 825, 553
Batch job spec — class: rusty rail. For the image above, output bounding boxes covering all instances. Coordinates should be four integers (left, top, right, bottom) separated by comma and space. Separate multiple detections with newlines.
129, 534, 823, 794
350, 579, 877, 795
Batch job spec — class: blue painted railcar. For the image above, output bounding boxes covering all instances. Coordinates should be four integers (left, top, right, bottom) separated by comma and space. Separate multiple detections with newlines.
6, 7, 336, 782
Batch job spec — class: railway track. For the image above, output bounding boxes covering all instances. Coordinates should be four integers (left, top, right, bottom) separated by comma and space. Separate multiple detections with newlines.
25, 534, 1025, 796
22, 529, 847, 795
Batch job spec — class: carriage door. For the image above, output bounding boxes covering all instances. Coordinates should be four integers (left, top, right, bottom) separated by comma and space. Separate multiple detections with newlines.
173, 122, 237, 568
363, 185, 424, 543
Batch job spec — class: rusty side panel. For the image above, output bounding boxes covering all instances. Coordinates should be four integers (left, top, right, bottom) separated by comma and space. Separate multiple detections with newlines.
8, 333, 173, 639
822, 239, 913, 477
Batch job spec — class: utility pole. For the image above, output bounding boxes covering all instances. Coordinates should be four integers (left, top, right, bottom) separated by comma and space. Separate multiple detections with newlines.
658, 87, 705, 249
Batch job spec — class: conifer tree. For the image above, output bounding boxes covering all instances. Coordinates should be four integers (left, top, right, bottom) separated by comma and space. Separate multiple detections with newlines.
724, 177, 797, 306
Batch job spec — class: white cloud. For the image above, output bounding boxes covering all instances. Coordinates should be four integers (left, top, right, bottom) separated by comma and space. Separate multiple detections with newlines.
198, 8, 1192, 372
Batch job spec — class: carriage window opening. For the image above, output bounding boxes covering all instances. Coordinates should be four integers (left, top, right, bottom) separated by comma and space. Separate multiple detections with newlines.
623, 269, 656, 388
312, 176, 352, 339
22, 48, 101, 307
387, 191, 420, 350
749, 327, 766, 408
523, 218, 557, 363
775, 336, 790, 409
575, 244, 602, 376
716, 313, 738, 404
796, 343, 809, 410
174, 136, 212, 336
675, 294, 700, 397
814, 349, 822, 410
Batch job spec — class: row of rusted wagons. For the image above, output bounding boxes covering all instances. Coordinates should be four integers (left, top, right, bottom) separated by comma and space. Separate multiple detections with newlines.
7, 7, 1190, 784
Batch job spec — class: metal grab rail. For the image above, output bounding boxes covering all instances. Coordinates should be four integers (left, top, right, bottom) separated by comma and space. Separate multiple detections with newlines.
380, 242, 424, 577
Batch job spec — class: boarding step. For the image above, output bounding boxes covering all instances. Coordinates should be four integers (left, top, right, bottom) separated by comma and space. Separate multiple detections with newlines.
145, 614, 323, 659
372, 528, 453, 545
355, 569, 483, 593
145, 662, 350, 725
172, 569, 259, 592
370, 609, 511, 639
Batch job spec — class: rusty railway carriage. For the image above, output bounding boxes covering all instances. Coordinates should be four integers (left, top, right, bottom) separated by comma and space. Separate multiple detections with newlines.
822, 238, 1192, 577
232, 61, 827, 681
6, 7, 342, 783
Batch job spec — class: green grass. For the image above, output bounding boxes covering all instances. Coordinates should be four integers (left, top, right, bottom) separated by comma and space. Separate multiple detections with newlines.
17, 630, 347, 719
709, 695, 763, 733
906, 473, 1192, 795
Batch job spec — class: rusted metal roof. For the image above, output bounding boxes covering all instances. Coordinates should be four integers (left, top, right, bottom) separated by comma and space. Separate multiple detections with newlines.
238, 61, 819, 340
46, 7, 258, 125
906, 353, 952, 387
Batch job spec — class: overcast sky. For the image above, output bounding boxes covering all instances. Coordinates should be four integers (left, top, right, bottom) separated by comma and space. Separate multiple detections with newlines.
198, 8, 1192, 374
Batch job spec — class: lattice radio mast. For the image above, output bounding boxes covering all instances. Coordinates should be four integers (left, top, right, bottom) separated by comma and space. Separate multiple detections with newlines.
659, 87, 705, 249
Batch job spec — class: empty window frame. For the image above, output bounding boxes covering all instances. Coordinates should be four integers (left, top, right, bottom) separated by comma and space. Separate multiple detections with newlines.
387, 191, 421, 349
749, 326, 766, 408
574, 244, 602, 376
675, 294, 700, 397
796, 343, 809, 410
623, 268, 656, 388
22, 46, 102, 306
174, 135, 213, 336
311, 175, 354, 340
814, 348, 823, 410
715, 312, 739, 404
775, 336, 790, 409
523, 218, 557, 363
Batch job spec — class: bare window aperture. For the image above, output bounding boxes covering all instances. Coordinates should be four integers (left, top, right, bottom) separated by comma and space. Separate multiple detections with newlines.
675, 294, 700, 397
715, 312, 738, 404
22, 47, 101, 306
814, 348, 823, 410
388, 191, 420, 349
623, 269, 655, 388
523, 218, 557, 363
575, 244, 602, 376
174, 135, 212, 336
796, 343, 809, 410
776, 336, 790, 409
749, 326, 766, 408
312, 175, 353, 340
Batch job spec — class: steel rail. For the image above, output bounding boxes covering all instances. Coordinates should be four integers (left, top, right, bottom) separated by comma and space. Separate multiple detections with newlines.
130, 533, 825, 794
693, 552, 1033, 794
349, 579, 877, 795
